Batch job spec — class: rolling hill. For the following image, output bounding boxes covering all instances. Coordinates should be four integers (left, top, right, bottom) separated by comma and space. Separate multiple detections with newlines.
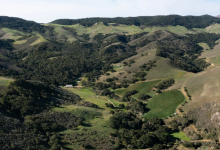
2, 15, 220, 149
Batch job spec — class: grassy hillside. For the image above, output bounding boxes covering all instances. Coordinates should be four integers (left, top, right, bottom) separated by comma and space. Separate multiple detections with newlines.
47, 23, 207, 38
47, 22, 143, 37
143, 25, 199, 36
184, 65, 220, 111
53, 26, 77, 42
205, 23, 220, 34
114, 80, 161, 97
0, 28, 25, 40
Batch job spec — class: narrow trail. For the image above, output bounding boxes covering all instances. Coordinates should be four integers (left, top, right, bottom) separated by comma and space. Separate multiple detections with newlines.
181, 74, 192, 100
176, 73, 193, 115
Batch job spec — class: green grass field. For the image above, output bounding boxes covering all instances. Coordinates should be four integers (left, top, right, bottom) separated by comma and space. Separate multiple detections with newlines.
114, 80, 161, 97
170, 132, 190, 141
0, 77, 14, 86
144, 90, 185, 119
66, 87, 126, 109
1, 28, 25, 40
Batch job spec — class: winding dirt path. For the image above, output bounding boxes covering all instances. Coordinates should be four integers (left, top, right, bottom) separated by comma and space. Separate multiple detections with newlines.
176, 74, 193, 115
180, 74, 192, 100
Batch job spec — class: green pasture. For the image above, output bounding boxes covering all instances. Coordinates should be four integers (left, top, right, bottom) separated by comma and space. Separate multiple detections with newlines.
0, 77, 14, 86
170, 132, 190, 141
144, 90, 185, 119
114, 80, 161, 97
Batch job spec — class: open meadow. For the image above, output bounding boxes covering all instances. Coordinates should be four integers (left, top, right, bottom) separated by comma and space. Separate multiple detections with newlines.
144, 90, 185, 119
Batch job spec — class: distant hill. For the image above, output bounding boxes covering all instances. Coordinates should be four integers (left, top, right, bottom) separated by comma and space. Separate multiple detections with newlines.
0, 16, 47, 33
51, 15, 220, 28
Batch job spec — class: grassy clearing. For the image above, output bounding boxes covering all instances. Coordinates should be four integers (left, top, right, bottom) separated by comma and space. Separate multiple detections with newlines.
205, 23, 220, 34
113, 64, 123, 71
65, 87, 127, 109
198, 42, 211, 51
66, 88, 110, 109
114, 80, 161, 97
1, 28, 25, 40
144, 90, 185, 119
30, 34, 47, 45
146, 57, 185, 80
170, 132, 190, 141
0, 77, 14, 86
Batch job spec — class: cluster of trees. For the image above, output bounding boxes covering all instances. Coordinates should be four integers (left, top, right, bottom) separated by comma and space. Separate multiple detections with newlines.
139, 60, 157, 71
138, 93, 151, 100
155, 31, 210, 72
0, 80, 81, 116
122, 90, 138, 102
100, 44, 137, 63
123, 59, 136, 67
25, 111, 82, 132
0, 105, 67, 150
184, 87, 192, 100
133, 71, 147, 80
155, 78, 175, 90
186, 33, 220, 49
52, 15, 220, 28
109, 114, 172, 149
126, 99, 147, 113
106, 76, 118, 82
79, 101, 98, 108
0, 16, 48, 33
0, 39, 14, 50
